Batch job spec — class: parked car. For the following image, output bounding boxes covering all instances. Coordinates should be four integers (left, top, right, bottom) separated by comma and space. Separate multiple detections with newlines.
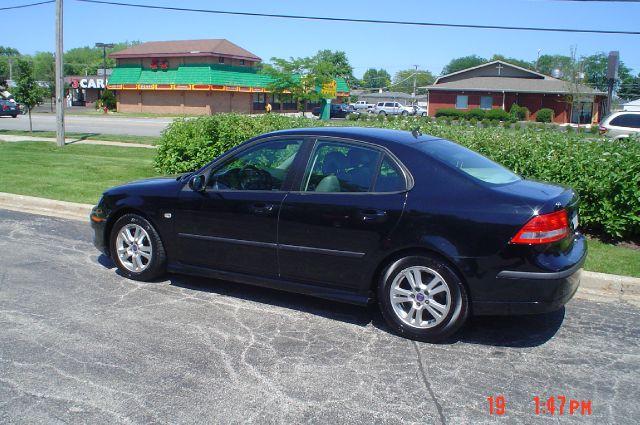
350, 100, 374, 110
0, 99, 19, 118
91, 127, 585, 342
410, 105, 428, 117
311, 103, 351, 119
373, 102, 413, 116
599, 111, 640, 140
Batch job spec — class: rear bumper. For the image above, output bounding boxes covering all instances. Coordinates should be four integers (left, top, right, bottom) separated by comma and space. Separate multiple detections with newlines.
473, 267, 581, 315
472, 235, 586, 316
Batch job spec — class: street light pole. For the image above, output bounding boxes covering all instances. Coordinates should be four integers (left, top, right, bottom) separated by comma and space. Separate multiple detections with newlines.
95, 42, 114, 81
55, 0, 65, 147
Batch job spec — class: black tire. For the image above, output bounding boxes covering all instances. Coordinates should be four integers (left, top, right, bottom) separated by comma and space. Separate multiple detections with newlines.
11, 114, 18, 118
377, 255, 468, 342
109, 213, 167, 281
401, 110, 408, 116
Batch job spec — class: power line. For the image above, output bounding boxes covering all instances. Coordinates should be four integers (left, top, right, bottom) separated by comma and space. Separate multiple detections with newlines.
76, 0, 640, 35
0, 0, 54, 11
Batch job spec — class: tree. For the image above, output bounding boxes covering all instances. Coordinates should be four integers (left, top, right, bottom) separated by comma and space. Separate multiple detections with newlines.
14, 59, 46, 132
582, 52, 632, 93
618, 72, 640, 101
312, 50, 356, 88
0, 46, 20, 83
536, 54, 574, 78
260, 54, 336, 113
361, 68, 391, 89
64, 41, 139, 75
441, 55, 486, 75
489, 54, 533, 71
391, 69, 435, 95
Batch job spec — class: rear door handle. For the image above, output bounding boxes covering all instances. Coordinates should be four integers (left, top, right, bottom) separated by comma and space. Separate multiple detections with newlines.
360, 209, 387, 222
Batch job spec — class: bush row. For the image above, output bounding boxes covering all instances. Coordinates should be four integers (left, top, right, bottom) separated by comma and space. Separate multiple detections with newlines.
155, 114, 640, 239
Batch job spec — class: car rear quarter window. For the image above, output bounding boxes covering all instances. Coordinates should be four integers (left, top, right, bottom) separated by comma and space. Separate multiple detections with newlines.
416, 139, 520, 185
373, 156, 406, 192
609, 114, 640, 129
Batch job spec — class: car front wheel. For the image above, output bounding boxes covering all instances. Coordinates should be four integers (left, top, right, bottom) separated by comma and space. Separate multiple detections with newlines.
378, 255, 468, 342
401, 110, 408, 116
110, 213, 167, 281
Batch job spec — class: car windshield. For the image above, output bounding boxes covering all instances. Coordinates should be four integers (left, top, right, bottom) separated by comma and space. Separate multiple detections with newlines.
416, 139, 520, 185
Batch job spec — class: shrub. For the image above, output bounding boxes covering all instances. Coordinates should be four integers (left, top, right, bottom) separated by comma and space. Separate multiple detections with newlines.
509, 104, 529, 121
155, 113, 640, 239
97, 89, 116, 110
536, 108, 554, 123
435, 108, 465, 119
486, 108, 511, 122
466, 108, 486, 120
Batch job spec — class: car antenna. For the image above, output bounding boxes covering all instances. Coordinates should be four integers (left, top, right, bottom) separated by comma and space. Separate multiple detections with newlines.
411, 127, 422, 138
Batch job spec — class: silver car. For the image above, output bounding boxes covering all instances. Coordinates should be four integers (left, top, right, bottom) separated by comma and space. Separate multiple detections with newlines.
599, 111, 640, 140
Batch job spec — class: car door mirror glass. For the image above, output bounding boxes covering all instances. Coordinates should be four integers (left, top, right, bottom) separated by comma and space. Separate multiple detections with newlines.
189, 174, 206, 192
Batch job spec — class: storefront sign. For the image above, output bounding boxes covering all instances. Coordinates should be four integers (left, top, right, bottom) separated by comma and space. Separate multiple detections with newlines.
70, 78, 108, 89
320, 80, 337, 99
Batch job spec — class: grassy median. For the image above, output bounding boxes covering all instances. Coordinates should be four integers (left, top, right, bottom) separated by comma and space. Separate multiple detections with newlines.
0, 140, 638, 277
0, 141, 158, 204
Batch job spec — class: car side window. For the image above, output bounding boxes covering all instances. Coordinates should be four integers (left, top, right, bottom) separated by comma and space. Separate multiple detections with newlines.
208, 139, 303, 191
302, 141, 382, 193
610, 114, 640, 129
374, 155, 406, 192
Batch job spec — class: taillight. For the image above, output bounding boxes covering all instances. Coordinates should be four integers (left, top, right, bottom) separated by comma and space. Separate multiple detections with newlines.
511, 210, 569, 244
598, 126, 607, 135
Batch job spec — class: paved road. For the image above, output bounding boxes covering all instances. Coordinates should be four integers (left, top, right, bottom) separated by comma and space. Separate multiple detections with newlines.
0, 114, 171, 137
0, 209, 638, 424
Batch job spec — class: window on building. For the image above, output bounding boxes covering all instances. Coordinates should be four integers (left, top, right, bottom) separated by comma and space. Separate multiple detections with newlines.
455, 95, 469, 109
480, 96, 493, 110
219, 57, 225, 64
239, 59, 245, 65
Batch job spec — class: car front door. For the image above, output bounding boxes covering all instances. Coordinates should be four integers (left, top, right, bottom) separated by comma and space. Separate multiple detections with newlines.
173, 137, 305, 277
277, 138, 408, 291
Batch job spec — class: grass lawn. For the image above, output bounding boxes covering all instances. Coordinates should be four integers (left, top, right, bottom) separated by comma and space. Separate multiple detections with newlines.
584, 238, 640, 278
0, 140, 638, 277
0, 141, 158, 204
0, 130, 160, 145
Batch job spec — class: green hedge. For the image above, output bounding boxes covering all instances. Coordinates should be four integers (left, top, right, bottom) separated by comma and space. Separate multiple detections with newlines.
155, 114, 640, 239
536, 108, 554, 123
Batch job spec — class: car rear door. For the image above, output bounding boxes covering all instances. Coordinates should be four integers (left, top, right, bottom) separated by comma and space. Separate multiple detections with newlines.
277, 137, 408, 291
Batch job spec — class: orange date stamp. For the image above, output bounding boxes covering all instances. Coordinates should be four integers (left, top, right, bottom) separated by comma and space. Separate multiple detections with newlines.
487, 395, 592, 416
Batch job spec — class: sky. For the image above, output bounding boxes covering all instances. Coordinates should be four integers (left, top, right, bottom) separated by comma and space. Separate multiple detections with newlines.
4, 0, 640, 78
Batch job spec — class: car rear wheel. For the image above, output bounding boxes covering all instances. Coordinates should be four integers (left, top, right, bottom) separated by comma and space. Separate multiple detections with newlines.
12, 114, 18, 118
401, 110, 408, 116
379, 111, 386, 116
110, 213, 167, 281
378, 255, 468, 342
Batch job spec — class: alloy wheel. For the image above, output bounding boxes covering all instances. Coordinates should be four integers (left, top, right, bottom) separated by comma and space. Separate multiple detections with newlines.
115, 224, 153, 272
389, 266, 451, 328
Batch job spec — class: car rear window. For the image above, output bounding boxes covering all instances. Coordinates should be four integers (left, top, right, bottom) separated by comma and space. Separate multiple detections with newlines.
415, 139, 520, 185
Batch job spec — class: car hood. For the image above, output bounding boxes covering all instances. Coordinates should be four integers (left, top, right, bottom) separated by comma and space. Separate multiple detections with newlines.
105, 175, 185, 196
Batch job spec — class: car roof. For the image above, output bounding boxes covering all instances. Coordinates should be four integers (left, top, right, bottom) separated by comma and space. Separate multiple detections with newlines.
259, 127, 441, 150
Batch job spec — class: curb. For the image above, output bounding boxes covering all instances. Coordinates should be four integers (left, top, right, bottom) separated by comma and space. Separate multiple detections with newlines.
0, 192, 92, 222
0, 191, 638, 303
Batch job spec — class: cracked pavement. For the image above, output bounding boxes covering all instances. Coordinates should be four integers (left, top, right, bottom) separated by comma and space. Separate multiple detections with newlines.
0, 209, 638, 424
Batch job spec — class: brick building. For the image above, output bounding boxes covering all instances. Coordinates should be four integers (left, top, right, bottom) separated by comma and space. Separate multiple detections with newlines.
107, 39, 349, 115
424, 60, 606, 124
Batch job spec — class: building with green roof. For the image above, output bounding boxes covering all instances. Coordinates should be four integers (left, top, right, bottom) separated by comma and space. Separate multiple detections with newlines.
107, 39, 350, 115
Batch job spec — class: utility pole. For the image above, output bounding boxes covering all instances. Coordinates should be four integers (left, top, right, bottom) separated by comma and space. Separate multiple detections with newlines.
412, 64, 419, 104
55, 0, 65, 147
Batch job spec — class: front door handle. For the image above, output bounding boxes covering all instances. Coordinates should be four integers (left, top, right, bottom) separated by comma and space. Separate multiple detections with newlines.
359, 209, 387, 223
250, 203, 275, 214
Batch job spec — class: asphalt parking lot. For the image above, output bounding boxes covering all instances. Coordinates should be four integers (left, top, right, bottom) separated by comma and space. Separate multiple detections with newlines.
1, 209, 638, 424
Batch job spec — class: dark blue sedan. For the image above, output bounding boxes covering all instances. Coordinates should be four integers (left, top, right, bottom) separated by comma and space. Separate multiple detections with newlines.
91, 127, 586, 341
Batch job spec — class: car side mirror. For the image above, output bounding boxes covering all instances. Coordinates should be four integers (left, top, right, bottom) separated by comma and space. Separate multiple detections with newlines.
189, 174, 206, 192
